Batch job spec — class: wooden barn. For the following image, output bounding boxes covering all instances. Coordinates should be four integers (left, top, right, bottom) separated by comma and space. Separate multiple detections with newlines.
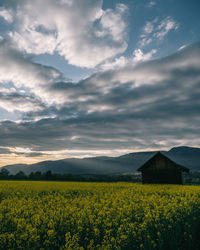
137, 152, 189, 184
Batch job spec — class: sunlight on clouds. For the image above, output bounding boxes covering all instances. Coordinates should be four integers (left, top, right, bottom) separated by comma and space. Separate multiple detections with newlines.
96, 4, 127, 42
99, 56, 128, 71
14, 147, 32, 153
0, 94, 45, 113
0, 0, 199, 165
100, 48, 157, 71
0, 143, 192, 167
7, 0, 128, 68
0, 42, 62, 89
132, 49, 157, 62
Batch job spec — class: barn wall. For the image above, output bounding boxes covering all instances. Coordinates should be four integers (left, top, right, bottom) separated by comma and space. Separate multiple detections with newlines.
142, 169, 183, 184
143, 154, 180, 171
141, 154, 184, 184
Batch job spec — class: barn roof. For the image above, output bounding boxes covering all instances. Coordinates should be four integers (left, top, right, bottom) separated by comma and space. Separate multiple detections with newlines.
137, 152, 190, 172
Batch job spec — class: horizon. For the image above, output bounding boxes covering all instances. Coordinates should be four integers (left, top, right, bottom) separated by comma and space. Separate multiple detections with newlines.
0, 145, 199, 167
0, 0, 200, 166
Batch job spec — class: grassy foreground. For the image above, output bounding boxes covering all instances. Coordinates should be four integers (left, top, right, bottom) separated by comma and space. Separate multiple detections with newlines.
0, 181, 200, 249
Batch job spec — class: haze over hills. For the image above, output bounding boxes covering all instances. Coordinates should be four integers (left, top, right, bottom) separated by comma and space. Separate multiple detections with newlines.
2, 146, 200, 175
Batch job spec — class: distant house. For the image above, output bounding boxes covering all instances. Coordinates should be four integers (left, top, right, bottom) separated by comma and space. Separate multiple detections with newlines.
137, 152, 189, 184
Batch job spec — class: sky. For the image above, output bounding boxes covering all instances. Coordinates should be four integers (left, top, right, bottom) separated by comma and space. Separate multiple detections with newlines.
0, 0, 200, 166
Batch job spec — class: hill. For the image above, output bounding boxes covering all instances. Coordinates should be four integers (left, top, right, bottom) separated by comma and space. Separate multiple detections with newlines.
2, 146, 200, 175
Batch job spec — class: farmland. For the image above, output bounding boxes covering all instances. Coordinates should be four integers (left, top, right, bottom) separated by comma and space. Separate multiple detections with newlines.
0, 182, 200, 249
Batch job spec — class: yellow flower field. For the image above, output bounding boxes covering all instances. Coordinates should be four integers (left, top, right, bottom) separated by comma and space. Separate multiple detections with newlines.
0, 181, 200, 249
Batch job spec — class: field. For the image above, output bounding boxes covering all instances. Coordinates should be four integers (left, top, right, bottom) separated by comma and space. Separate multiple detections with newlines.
0, 182, 200, 249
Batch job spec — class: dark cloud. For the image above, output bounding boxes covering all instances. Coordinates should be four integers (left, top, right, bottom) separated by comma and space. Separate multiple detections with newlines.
0, 147, 11, 154
12, 151, 48, 158
0, 43, 200, 153
0, 91, 46, 112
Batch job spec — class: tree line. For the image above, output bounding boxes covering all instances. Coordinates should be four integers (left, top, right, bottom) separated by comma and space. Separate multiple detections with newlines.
0, 168, 141, 182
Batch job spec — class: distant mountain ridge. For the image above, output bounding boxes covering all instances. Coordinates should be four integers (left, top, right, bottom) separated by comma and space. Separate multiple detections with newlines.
2, 146, 200, 175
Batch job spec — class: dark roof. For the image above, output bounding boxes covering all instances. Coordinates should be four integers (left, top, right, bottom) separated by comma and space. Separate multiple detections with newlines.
137, 152, 190, 172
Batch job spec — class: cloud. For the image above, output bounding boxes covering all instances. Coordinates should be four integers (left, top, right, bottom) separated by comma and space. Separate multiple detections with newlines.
99, 56, 128, 71
10, 147, 48, 158
2, 0, 128, 68
0, 1, 199, 164
0, 90, 46, 113
155, 17, 179, 40
139, 17, 179, 47
132, 49, 157, 62
0, 40, 65, 105
0, 43, 199, 156
0, 147, 11, 155
100, 48, 157, 70
147, 1, 156, 8
0, 8, 13, 23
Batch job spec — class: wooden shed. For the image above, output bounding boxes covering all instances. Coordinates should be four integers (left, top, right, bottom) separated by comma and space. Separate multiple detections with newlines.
137, 152, 189, 184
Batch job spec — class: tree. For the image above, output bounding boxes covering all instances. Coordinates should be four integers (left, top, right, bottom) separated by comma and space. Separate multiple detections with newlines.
29, 171, 42, 180
44, 170, 52, 180
0, 168, 10, 179
15, 171, 27, 179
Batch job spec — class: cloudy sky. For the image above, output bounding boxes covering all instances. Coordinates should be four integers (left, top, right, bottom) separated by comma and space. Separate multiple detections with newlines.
0, 0, 200, 166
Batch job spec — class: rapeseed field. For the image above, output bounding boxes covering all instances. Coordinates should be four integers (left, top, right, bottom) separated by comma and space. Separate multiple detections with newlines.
0, 181, 200, 249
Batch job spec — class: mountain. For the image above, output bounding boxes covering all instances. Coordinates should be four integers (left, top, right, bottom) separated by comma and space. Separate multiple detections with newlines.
2, 146, 200, 175
167, 146, 200, 170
